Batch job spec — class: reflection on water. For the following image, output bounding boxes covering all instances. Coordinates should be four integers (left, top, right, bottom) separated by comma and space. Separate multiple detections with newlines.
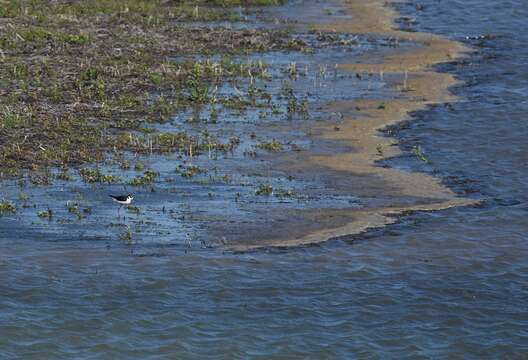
1, 0, 528, 358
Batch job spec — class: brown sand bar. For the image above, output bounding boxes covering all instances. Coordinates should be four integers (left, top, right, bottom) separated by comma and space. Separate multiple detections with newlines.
228, 0, 478, 250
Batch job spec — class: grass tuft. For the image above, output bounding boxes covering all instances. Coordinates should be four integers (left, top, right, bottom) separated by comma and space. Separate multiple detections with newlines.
0, 200, 17, 215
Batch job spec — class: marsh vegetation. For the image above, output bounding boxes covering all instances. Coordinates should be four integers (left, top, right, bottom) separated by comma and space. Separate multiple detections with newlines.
0, 0, 395, 246
0, 0, 307, 178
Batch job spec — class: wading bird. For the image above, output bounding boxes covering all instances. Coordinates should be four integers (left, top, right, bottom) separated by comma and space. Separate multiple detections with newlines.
109, 194, 134, 215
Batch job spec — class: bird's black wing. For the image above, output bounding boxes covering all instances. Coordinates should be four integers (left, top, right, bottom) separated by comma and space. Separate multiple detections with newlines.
110, 195, 128, 201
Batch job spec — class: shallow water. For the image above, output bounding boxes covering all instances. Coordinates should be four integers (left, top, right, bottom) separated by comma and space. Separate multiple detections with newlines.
2, 0, 528, 358
0, 8, 408, 247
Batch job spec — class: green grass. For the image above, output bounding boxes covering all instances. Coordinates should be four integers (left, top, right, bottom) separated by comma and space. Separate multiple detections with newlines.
20, 27, 89, 45
1, 109, 25, 129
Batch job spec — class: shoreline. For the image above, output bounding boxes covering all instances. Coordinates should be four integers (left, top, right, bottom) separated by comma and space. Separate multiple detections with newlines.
230, 0, 478, 251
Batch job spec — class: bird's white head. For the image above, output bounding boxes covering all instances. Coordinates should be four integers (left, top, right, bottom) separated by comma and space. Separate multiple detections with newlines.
127, 194, 134, 202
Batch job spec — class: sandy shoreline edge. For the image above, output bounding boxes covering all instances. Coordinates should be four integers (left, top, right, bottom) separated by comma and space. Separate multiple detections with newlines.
230, 0, 478, 251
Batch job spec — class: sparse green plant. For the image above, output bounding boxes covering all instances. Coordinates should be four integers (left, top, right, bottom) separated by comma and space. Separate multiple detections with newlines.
210, 107, 219, 122
0, 200, 16, 215
30, 172, 53, 186
149, 72, 164, 87
412, 146, 429, 163
119, 160, 130, 170
66, 201, 84, 220
129, 169, 158, 185
1, 109, 24, 129
18, 192, 29, 202
287, 61, 297, 77
134, 162, 145, 171
257, 139, 283, 152
177, 164, 205, 178
79, 168, 121, 183
38, 208, 53, 219
287, 97, 309, 119
61, 33, 89, 45
187, 62, 210, 103
120, 226, 133, 243
255, 183, 273, 196
274, 188, 294, 198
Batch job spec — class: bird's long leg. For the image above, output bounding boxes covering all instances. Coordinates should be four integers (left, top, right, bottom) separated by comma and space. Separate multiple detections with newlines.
118, 204, 122, 217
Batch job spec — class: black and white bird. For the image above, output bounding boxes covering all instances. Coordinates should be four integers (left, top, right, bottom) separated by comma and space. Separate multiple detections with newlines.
109, 194, 134, 215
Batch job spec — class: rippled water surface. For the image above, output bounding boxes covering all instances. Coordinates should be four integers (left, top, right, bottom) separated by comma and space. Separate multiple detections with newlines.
2, 0, 528, 358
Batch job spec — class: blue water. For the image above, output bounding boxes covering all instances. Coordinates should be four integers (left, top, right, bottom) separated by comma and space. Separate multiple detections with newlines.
2, 0, 528, 358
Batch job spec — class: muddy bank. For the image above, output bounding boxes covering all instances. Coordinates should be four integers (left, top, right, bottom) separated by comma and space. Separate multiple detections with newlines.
222, 0, 478, 250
